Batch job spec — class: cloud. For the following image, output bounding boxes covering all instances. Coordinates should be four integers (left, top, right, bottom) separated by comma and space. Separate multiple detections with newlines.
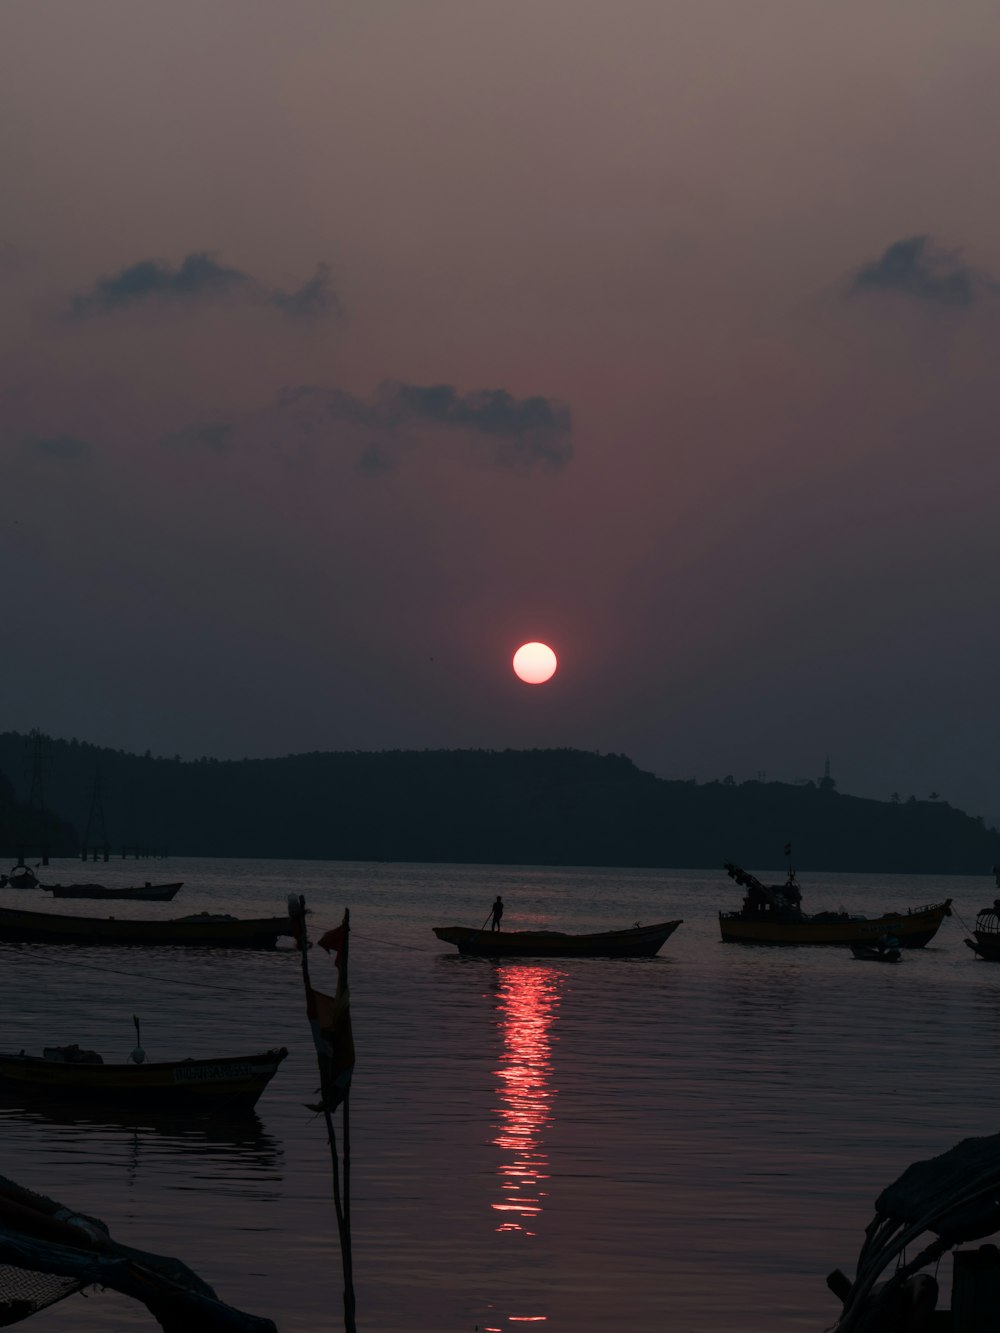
163, 380, 573, 474
285, 380, 574, 471
22, 434, 93, 462
850, 236, 983, 307
70, 253, 340, 319
270, 262, 341, 318
71, 253, 248, 316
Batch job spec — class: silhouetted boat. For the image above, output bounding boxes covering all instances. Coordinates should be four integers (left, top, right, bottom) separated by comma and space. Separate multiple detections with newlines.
719, 862, 951, 946
964, 902, 1000, 959
849, 941, 901, 963
1, 865, 39, 889
43, 880, 183, 901
827, 1131, 1000, 1331
0, 1046, 287, 1114
0, 905, 295, 948
433, 919, 682, 958
0, 1172, 277, 1330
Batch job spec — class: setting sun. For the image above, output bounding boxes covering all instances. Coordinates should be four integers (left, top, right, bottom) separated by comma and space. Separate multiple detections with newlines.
513, 642, 557, 685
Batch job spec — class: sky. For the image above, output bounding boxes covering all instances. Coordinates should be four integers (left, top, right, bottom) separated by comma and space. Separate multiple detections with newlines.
4, 1, 1000, 822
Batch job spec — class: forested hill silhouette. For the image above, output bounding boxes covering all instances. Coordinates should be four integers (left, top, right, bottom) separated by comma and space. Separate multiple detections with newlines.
0, 733, 997, 872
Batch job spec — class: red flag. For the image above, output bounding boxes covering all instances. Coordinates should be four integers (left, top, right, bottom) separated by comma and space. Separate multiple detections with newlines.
307, 916, 354, 1109
317, 925, 346, 965
306, 981, 354, 1110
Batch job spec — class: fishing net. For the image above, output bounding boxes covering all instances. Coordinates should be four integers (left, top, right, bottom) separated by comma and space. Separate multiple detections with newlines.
0, 1262, 82, 1326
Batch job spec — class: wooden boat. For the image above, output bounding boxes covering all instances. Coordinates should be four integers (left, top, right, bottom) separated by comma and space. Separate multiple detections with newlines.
827, 1131, 1000, 1331
433, 919, 682, 958
0, 1046, 287, 1114
1, 865, 39, 889
43, 880, 183, 901
849, 941, 901, 963
964, 901, 1000, 959
719, 862, 951, 947
0, 904, 295, 948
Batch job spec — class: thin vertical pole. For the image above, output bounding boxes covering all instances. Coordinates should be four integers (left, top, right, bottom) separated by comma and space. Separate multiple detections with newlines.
293, 897, 357, 1333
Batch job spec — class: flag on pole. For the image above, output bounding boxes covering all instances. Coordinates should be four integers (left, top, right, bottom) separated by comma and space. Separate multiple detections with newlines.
307, 918, 355, 1110
783, 842, 792, 857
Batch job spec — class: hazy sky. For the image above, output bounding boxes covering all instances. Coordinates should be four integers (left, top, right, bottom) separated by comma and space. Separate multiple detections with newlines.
4, 1, 1000, 822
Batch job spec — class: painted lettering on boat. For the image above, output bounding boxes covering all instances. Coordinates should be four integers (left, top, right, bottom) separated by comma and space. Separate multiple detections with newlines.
172, 1063, 255, 1084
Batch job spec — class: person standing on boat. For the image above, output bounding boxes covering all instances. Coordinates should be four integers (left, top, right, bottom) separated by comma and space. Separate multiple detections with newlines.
490, 895, 504, 931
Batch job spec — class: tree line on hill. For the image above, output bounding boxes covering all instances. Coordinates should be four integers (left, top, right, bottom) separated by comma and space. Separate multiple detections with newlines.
0, 731, 997, 874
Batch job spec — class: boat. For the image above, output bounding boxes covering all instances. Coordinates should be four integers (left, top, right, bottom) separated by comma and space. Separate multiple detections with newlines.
719, 862, 951, 947
42, 880, 183, 901
1, 865, 39, 889
0, 1172, 277, 1330
0, 904, 296, 948
827, 1131, 1000, 1330
849, 941, 901, 963
0, 1045, 288, 1114
433, 919, 683, 958
964, 899, 1000, 959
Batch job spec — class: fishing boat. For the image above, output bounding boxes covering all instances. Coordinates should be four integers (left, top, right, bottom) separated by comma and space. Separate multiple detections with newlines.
0, 904, 295, 948
1, 865, 39, 889
0, 1046, 288, 1114
719, 862, 951, 947
42, 880, 183, 901
964, 899, 1000, 959
827, 1131, 1000, 1330
433, 919, 683, 958
0, 1172, 277, 1330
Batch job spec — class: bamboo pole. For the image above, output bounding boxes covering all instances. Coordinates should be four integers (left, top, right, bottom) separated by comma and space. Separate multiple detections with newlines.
292, 896, 357, 1333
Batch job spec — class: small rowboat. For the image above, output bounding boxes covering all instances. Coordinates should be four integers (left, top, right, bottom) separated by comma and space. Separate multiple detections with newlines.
433, 919, 682, 959
850, 942, 901, 963
0, 905, 295, 948
43, 881, 183, 901
0, 1047, 288, 1114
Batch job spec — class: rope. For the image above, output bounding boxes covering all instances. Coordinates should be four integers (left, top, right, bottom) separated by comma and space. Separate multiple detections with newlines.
949, 904, 975, 934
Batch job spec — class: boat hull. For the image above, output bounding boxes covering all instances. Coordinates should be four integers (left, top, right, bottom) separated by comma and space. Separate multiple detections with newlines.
0, 905, 295, 948
0, 1048, 288, 1114
966, 935, 1000, 961
719, 900, 951, 947
433, 919, 682, 958
44, 882, 183, 901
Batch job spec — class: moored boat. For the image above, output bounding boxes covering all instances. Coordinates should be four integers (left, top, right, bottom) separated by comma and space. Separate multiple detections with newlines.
719, 862, 951, 947
849, 941, 901, 963
433, 918, 682, 958
0, 1046, 288, 1114
1, 865, 39, 889
0, 904, 295, 948
43, 880, 183, 901
964, 899, 1000, 959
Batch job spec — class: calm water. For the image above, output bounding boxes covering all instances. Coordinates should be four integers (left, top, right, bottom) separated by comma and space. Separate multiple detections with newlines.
1, 859, 996, 1332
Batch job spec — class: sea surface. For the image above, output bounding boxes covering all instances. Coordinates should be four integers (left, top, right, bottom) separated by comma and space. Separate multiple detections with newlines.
0, 859, 995, 1332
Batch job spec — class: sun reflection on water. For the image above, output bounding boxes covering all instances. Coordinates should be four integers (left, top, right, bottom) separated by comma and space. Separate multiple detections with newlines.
490, 963, 563, 1241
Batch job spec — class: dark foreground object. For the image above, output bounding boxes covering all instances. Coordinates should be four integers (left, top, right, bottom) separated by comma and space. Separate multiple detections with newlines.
0, 904, 295, 948
0, 1047, 288, 1115
827, 1132, 1000, 1331
433, 919, 683, 958
0, 1173, 276, 1330
719, 863, 951, 946
43, 881, 184, 901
